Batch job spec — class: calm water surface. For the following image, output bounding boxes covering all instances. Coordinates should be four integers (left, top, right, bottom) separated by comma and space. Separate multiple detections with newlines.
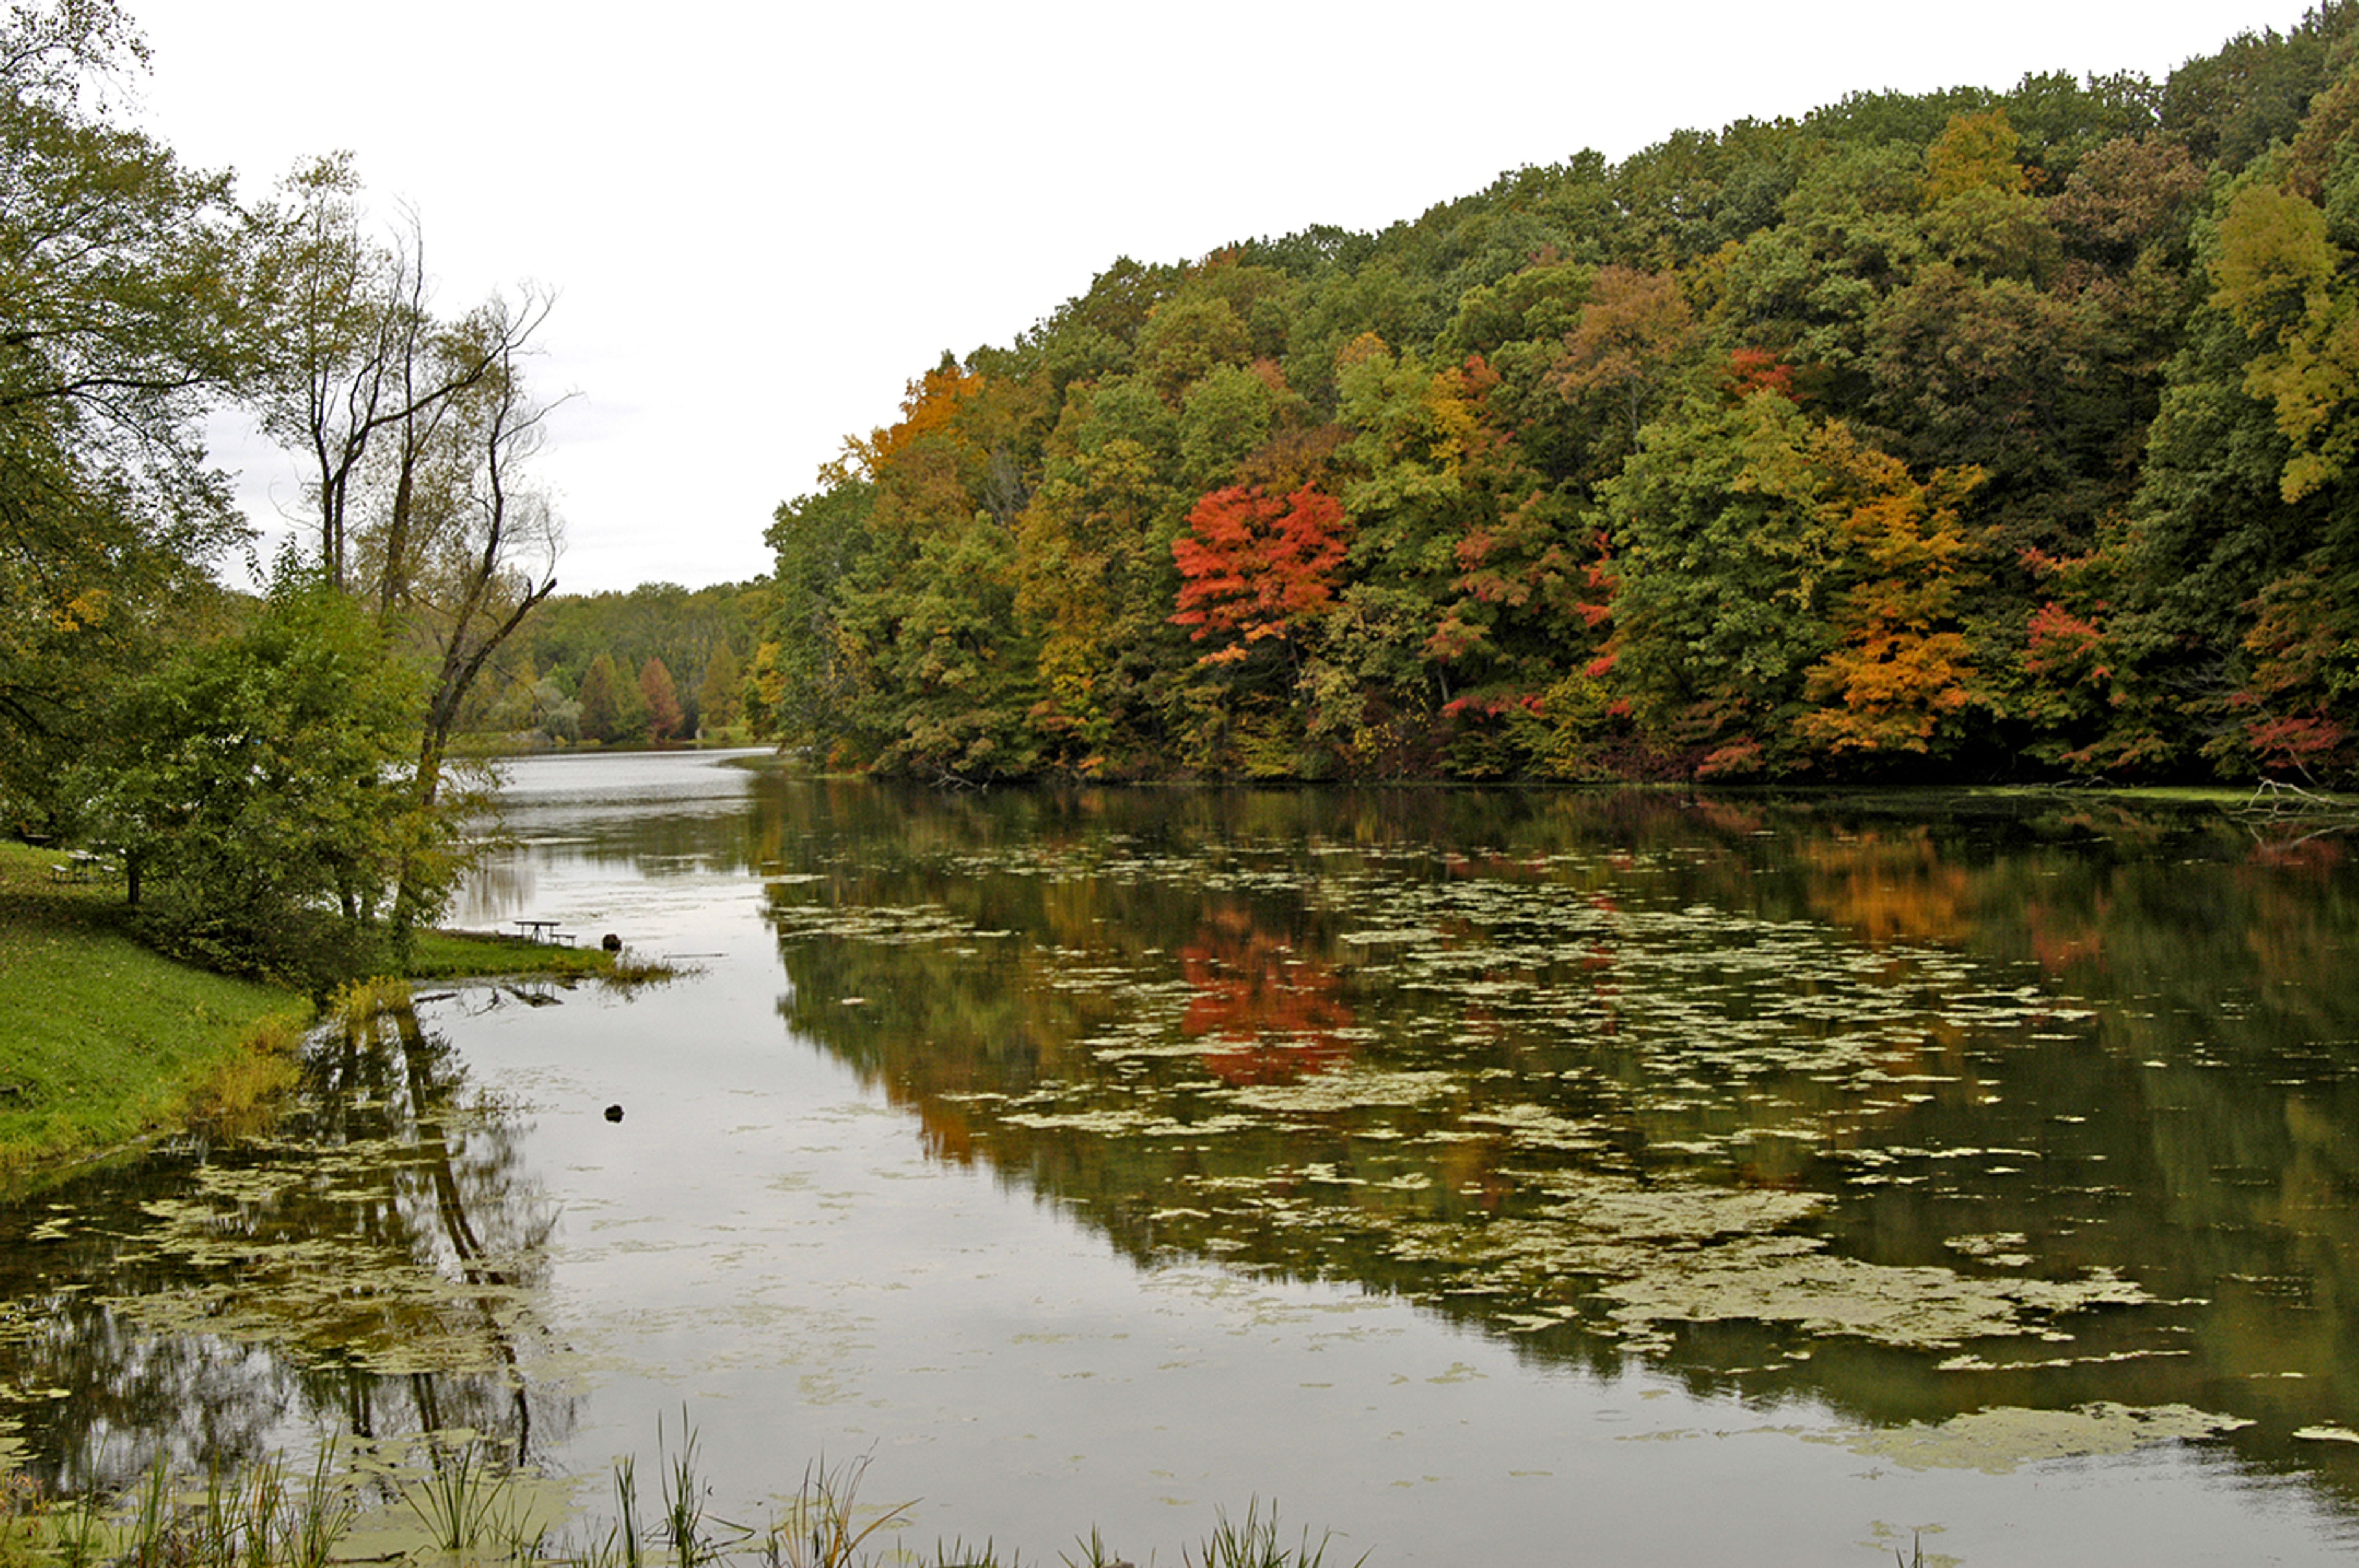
3, 752, 2357, 1566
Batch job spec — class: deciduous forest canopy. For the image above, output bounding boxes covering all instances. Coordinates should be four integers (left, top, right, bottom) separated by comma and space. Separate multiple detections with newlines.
749, 1, 2359, 786
12, 0, 2359, 993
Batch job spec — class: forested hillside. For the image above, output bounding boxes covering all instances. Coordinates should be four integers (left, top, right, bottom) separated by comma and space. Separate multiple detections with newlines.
757, 6, 2359, 785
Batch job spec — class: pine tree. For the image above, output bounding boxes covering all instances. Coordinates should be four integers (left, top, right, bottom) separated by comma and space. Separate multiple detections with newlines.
577, 653, 624, 744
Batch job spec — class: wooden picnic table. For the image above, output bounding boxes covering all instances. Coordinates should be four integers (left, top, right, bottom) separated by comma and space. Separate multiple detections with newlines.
514, 918, 566, 943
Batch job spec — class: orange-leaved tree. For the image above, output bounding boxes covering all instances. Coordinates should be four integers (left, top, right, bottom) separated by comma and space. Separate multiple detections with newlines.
1798, 426, 1987, 759
2213, 561, 2353, 781
1170, 484, 1349, 665
638, 657, 683, 742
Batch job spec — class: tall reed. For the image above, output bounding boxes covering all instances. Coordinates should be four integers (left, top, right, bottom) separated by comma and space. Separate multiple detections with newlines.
1183, 1500, 1363, 1568
0, 1417, 1364, 1568
760, 1454, 912, 1568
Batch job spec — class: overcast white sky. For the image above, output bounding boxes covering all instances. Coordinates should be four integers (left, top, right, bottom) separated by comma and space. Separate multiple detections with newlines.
132, 0, 2296, 595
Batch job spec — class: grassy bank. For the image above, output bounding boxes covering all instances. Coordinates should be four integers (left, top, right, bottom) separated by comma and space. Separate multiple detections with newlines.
403, 926, 616, 981
0, 841, 615, 1179
0, 841, 311, 1174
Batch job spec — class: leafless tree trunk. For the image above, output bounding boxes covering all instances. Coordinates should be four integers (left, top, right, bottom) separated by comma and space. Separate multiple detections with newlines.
383, 295, 562, 942
257, 160, 511, 593
254, 159, 566, 943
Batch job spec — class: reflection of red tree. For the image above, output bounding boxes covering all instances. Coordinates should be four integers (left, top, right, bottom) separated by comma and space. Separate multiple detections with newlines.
2247, 831, 2345, 882
1689, 800, 1766, 838
917, 1099, 979, 1164
1180, 915, 1355, 1085
2027, 901, 2106, 976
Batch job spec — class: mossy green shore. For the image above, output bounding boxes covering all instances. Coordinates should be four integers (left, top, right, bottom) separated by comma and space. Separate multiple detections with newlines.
0, 840, 611, 1182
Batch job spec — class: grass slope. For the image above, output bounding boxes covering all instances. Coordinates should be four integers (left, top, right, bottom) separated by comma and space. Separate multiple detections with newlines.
0, 841, 311, 1172
0, 841, 612, 1178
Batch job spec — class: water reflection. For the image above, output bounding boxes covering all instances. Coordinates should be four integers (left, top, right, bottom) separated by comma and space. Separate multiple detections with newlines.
1180, 911, 1356, 1086
0, 997, 572, 1489
6, 763, 2355, 1561
756, 784, 2359, 1504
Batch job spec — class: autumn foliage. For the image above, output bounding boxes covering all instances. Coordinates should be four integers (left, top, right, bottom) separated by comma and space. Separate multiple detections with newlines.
1170, 484, 1349, 660
754, 13, 2359, 788
1179, 920, 1356, 1086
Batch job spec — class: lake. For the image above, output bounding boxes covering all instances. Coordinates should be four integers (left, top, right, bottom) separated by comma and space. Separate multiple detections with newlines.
2, 751, 2355, 1566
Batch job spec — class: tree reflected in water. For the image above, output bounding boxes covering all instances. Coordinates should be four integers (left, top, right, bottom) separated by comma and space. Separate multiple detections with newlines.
758, 784, 2359, 1505
0, 996, 571, 1491
1181, 910, 1356, 1086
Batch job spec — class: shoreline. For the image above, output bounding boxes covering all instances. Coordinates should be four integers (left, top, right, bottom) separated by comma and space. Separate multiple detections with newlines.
0, 841, 616, 1188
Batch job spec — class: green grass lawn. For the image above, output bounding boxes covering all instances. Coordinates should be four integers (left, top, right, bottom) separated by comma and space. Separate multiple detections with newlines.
0, 840, 311, 1173
0, 841, 617, 1179
403, 925, 614, 980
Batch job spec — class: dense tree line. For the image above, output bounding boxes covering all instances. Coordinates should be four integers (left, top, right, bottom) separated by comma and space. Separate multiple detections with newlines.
1, 2, 560, 981
759, 5, 2359, 786
455, 581, 764, 747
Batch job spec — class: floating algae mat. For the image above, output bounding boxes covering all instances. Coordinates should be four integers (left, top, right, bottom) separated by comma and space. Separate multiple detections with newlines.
769, 811, 2140, 1364
760, 786, 2359, 1470
6, 765, 2359, 1564
1825, 1402, 2258, 1474
0, 996, 574, 1491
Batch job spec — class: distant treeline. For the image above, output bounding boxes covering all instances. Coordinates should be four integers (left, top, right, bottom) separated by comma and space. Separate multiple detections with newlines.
460, 582, 765, 746
749, 4, 2359, 785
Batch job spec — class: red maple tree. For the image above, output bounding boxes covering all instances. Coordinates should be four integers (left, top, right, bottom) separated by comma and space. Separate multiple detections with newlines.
1170, 483, 1348, 662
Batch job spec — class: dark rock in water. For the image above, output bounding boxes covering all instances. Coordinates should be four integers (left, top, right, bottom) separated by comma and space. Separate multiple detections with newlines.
604, 1104, 624, 1122
602, 933, 623, 953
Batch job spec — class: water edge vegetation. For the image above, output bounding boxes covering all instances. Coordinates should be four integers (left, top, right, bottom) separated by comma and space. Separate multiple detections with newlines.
0, 840, 618, 1183
0, 1411, 1359, 1568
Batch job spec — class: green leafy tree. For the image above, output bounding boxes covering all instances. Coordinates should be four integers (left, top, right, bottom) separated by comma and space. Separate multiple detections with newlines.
1136, 287, 1251, 403
764, 483, 876, 758
530, 677, 579, 743
499, 579, 762, 712
2161, 10, 2359, 172
1714, 138, 1931, 415
697, 642, 742, 733
2210, 173, 2359, 503
0, 0, 254, 829
72, 566, 420, 983
1323, 336, 1551, 771
1176, 361, 1293, 492
577, 653, 625, 743
2124, 86, 2359, 782
1598, 390, 1844, 776
867, 513, 1036, 779
807, 361, 1047, 778
1012, 373, 1188, 771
